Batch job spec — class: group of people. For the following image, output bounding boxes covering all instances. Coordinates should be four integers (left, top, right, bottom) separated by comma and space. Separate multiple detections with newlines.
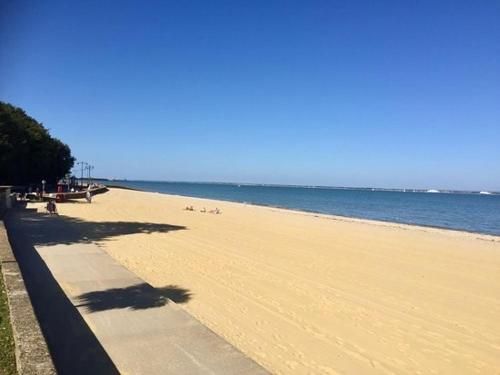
184, 205, 221, 214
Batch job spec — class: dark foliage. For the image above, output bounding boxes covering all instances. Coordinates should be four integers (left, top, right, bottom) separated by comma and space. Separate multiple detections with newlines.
0, 102, 75, 185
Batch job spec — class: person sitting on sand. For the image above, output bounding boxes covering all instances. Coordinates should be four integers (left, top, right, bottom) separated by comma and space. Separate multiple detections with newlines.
46, 200, 57, 215
200, 207, 206, 213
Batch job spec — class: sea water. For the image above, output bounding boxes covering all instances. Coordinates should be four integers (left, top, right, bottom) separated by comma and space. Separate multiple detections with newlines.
109, 181, 500, 236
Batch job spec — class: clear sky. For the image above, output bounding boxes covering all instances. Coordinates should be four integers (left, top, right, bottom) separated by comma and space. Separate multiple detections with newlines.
1, 1, 499, 190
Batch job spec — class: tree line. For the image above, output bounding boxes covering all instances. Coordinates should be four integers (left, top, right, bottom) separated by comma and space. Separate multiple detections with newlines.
0, 101, 75, 186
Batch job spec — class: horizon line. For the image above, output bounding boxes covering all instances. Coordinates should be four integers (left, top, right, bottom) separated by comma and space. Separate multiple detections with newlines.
87, 177, 499, 195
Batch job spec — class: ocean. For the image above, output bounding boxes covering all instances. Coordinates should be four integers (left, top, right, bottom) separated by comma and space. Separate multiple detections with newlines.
108, 180, 500, 236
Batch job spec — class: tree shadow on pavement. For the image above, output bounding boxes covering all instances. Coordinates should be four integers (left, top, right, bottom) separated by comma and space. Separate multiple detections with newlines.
3, 205, 189, 374
76, 283, 191, 313
4, 212, 121, 375
18, 206, 186, 246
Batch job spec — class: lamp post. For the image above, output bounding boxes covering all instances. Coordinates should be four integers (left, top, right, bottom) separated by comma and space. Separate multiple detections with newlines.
41, 179, 46, 197
77, 161, 87, 187
90, 165, 95, 185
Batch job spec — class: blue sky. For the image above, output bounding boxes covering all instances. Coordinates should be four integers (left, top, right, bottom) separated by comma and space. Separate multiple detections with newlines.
1, 1, 499, 190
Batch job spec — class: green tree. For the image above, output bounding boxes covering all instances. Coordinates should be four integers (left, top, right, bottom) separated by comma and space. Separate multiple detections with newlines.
0, 102, 75, 185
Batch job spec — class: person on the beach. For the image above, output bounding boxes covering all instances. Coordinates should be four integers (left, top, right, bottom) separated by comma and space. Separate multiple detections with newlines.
86, 189, 92, 203
46, 200, 57, 214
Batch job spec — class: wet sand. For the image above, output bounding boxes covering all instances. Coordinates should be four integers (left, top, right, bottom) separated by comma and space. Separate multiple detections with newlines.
52, 188, 500, 374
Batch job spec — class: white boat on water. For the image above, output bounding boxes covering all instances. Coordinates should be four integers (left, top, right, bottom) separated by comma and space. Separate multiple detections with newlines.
427, 189, 440, 193
479, 191, 492, 195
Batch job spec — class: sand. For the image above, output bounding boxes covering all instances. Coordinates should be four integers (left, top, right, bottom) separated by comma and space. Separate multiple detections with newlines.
53, 188, 500, 374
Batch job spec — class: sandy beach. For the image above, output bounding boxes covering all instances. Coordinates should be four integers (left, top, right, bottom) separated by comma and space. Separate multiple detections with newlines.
47, 188, 500, 374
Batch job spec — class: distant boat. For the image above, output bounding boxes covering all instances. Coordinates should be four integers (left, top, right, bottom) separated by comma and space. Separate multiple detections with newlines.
479, 191, 492, 195
427, 189, 440, 193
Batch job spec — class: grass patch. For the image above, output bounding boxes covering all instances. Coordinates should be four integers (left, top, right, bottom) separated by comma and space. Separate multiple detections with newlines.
0, 265, 16, 375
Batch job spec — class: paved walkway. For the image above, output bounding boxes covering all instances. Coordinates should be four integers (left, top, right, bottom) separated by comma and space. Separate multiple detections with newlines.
6, 206, 268, 374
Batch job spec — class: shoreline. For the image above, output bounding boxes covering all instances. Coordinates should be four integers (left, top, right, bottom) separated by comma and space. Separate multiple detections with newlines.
107, 186, 500, 242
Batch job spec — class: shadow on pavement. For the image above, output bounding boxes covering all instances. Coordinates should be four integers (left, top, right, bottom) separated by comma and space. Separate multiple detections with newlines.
76, 283, 191, 313
18, 208, 186, 246
5, 212, 120, 374
3, 205, 188, 374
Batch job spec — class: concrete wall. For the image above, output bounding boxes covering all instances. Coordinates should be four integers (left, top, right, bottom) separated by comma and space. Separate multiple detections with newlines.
0, 221, 56, 374
0, 187, 13, 217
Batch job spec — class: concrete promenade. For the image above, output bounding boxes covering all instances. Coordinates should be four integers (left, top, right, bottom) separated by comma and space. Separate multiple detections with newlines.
6, 205, 268, 374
